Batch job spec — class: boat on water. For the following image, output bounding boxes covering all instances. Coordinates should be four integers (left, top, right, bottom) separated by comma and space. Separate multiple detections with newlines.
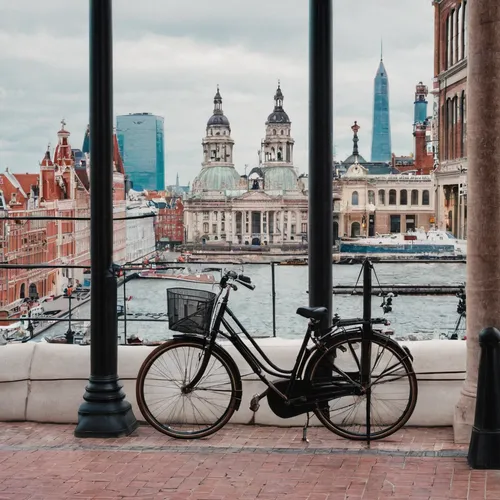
138, 268, 216, 284
340, 229, 467, 256
279, 258, 308, 266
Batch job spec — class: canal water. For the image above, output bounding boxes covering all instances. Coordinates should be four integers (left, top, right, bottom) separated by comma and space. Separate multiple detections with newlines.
42, 262, 466, 342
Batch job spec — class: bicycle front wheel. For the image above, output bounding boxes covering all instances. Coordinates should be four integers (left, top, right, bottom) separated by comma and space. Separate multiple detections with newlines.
136, 338, 240, 439
306, 331, 418, 440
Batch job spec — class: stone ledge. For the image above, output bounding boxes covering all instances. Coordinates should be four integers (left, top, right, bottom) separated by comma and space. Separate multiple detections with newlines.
0, 339, 465, 426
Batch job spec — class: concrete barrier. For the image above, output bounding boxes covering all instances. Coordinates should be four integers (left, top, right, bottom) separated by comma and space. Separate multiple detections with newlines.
0, 338, 466, 427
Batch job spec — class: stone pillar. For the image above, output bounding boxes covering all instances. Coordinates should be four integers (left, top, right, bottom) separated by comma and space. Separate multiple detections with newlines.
454, 1, 500, 444
280, 211, 285, 242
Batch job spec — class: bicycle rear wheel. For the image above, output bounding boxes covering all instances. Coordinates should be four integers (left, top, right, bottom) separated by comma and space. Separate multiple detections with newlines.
136, 337, 240, 439
306, 331, 417, 440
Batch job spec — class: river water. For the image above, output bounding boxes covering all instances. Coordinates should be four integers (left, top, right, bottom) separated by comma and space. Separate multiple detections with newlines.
42, 262, 466, 342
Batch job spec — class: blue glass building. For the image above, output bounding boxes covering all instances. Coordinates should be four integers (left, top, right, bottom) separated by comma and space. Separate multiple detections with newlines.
371, 59, 392, 162
116, 113, 165, 191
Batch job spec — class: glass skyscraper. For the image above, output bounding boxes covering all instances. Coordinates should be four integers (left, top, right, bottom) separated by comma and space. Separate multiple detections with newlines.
116, 113, 165, 191
371, 59, 392, 162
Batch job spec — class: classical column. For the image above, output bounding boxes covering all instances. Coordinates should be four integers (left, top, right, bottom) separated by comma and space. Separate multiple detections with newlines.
280, 211, 285, 241
266, 211, 270, 243
454, 0, 500, 444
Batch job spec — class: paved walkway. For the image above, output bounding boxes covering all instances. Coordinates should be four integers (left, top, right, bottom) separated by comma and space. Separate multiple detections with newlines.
0, 423, 498, 499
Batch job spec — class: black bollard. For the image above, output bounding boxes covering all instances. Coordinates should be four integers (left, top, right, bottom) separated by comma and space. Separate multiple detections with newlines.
468, 327, 500, 469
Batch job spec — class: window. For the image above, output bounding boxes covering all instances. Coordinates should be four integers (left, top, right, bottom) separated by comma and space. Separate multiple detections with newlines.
351, 222, 361, 237
461, 92, 467, 157
368, 190, 375, 205
301, 223, 307, 233
203, 211, 209, 220
212, 224, 217, 233
390, 215, 401, 233
400, 190, 408, 205
351, 191, 359, 206
203, 222, 209, 233
406, 215, 416, 232
389, 189, 397, 205
463, 1, 467, 59
411, 189, 419, 205
422, 190, 430, 205
378, 190, 385, 205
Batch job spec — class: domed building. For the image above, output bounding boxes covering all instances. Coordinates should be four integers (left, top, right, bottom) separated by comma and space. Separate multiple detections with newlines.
184, 84, 308, 246
192, 86, 242, 192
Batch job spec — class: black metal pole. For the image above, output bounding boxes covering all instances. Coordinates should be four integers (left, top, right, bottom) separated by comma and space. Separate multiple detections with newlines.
308, 0, 333, 331
271, 262, 276, 337
362, 258, 373, 444
123, 272, 127, 345
75, 0, 137, 438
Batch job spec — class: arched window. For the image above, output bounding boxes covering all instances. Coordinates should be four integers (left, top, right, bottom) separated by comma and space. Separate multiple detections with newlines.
411, 189, 419, 205
389, 189, 397, 205
461, 92, 467, 157
273, 129, 277, 135
422, 190, 430, 206
463, 1, 467, 59
280, 130, 284, 135
378, 190, 385, 205
400, 190, 408, 205
368, 190, 375, 205
351, 191, 359, 206
351, 222, 361, 237
446, 14, 452, 69
451, 10, 456, 65
457, 4, 462, 61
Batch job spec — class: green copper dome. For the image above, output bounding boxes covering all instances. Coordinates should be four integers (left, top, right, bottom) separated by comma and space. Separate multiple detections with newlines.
195, 166, 241, 190
262, 166, 299, 192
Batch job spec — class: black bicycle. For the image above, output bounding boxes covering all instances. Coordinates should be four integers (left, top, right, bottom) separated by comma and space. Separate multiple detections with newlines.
136, 265, 418, 441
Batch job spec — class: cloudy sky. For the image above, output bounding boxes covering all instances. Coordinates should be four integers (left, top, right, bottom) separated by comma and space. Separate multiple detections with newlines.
0, 1, 434, 186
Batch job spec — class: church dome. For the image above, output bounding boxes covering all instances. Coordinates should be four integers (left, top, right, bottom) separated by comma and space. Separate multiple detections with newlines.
262, 166, 299, 192
267, 110, 290, 124
207, 113, 230, 126
207, 86, 230, 128
195, 166, 241, 191
266, 82, 291, 125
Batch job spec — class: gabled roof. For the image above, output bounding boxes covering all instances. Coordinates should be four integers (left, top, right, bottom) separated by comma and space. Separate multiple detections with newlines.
14, 174, 38, 195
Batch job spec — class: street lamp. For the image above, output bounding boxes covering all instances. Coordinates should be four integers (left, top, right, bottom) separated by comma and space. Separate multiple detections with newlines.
75, 0, 137, 438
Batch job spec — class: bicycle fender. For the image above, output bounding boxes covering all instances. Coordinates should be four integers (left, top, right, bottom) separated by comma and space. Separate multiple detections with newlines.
171, 335, 243, 412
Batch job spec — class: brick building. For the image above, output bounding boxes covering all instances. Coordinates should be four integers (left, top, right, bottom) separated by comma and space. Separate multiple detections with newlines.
432, 0, 468, 238
0, 122, 127, 320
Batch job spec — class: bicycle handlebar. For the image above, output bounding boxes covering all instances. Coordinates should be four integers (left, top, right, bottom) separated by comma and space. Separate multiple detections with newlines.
222, 270, 256, 291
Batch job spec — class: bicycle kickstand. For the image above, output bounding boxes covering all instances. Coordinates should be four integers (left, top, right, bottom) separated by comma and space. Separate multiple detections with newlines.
302, 413, 311, 443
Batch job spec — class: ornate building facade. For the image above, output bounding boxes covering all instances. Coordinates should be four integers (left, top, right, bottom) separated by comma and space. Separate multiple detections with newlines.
335, 122, 435, 238
432, 0, 468, 238
184, 85, 308, 246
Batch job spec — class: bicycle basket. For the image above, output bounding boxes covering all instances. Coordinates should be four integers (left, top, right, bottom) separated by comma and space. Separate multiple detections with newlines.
167, 287, 217, 335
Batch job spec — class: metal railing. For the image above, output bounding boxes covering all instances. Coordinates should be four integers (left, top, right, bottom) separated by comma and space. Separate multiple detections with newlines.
0, 256, 284, 343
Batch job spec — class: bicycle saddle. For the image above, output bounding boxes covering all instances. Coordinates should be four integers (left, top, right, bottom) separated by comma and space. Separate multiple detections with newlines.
296, 306, 328, 320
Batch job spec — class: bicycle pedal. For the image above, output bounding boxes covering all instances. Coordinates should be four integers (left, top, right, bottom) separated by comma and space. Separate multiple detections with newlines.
249, 394, 261, 412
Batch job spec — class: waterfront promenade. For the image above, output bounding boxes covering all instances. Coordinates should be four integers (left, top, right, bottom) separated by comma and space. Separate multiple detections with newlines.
0, 422, 498, 499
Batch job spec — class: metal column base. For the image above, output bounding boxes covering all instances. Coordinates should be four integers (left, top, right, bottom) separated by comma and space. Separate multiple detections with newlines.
468, 429, 500, 469
74, 375, 138, 438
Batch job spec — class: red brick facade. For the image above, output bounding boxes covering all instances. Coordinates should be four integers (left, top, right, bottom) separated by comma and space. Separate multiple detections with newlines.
0, 123, 127, 317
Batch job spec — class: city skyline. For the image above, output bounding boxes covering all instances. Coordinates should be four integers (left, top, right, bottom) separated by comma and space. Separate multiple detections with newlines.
0, 0, 433, 185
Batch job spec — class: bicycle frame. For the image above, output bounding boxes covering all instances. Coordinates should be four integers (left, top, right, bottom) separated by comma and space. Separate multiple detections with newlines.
183, 283, 362, 404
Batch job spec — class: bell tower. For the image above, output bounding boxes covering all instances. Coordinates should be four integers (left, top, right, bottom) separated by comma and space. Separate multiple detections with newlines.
202, 86, 234, 167
261, 81, 294, 166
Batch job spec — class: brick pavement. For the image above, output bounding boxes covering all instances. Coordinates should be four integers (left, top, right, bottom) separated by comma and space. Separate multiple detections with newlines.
0, 422, 499, 499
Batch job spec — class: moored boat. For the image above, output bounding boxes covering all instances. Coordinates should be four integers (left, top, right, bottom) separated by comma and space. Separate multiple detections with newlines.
138, 268, 216, 284
278, 258, 308, 266
340, 229, 467, 256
